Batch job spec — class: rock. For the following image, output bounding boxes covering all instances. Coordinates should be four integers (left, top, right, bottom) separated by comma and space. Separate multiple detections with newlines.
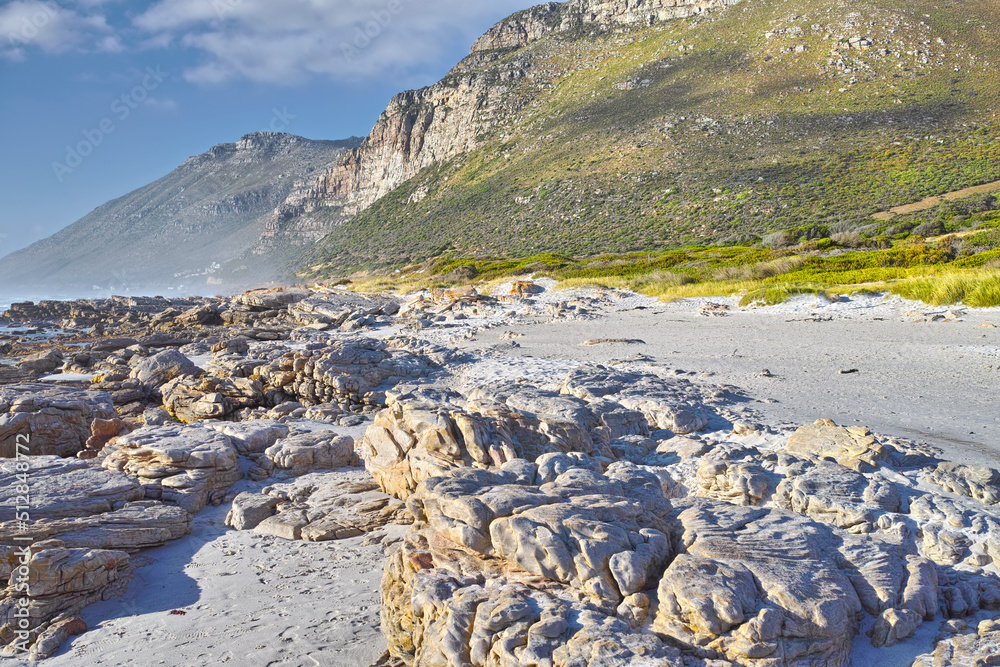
17, 348, 64, 374
0, 457, 143, 520
695, 459, 770, 506
0, 541, 131, 655
869, 608, 922, 648
254, 512, 308, 540
928, 462, 1000, 505
175, 304, 222, 326
653, 500, 863, 665
912, 615, 1000, 666
774, 461, 899, 533
142, 407, 172, 426
90, 338, 139, 353
236, 288, 310, 311
161, 375, 265, 422
256, 337, 437, 409
510, 280, 544, 297
129, 349, 200, 391
27, 616, 87, 660
0, 385, 117, 458
784, 419, 890, 472
102, 425, 242, 514
263, 432, 358, 477
201, 419, 290, 455
381, 461, 683, 666
225, 492, 280, 530
82, 417, 131, 456
0, 501, 191, 552
235, 475, 409, 542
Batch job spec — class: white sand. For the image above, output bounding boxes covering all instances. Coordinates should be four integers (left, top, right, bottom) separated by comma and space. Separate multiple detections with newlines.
457, 292, 1000, 468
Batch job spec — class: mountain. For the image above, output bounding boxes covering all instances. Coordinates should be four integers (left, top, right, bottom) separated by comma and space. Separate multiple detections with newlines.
0, 133, 361, 293
288, 0, 1000, 277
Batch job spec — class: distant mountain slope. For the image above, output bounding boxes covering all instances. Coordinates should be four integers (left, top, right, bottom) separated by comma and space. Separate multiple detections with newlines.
288, 0, 1000, 276
0, 133, 360, 293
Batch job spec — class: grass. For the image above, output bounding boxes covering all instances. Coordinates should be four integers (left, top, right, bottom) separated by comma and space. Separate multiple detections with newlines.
335, 237, 1000, 308
888, 270, 1000, 308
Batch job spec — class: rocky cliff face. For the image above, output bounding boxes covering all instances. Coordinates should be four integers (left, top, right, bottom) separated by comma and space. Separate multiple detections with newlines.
0, 133, 360, 292
275, 0, 741, 223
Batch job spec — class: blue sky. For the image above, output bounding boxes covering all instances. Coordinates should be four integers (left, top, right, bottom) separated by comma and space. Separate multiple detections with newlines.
0, 0, 532, 255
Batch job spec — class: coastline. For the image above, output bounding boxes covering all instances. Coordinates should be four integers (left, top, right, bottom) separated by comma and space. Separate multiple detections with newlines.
2, 284, 1000, 666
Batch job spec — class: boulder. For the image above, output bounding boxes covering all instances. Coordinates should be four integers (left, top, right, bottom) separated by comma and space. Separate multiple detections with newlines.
653, 500, 863, 665
129, 350, 200, 391
0, 385, 117, 458
236, 288, 310, 311
161, 375, 264, 422
225, 492, 280, 531
695, 459, 771, 506
928, 462, 1000, 505
17, 349, 64, 374
201, 419, 290, 455
102, 425, 242, 514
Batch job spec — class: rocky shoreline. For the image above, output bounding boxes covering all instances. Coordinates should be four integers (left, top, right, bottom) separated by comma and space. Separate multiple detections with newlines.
1, 284, 1000, 665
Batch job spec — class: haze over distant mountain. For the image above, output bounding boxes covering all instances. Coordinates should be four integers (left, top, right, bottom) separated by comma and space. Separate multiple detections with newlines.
0, 133, 360, 294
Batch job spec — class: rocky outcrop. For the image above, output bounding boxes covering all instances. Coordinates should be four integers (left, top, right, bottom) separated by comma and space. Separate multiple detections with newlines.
362, 368, 715, 501
0, 385, 116, 458
912, 616, 1000, 666
255, 337, 438, 410
0, 457, 143, 520
784, 419, 890, 472
379, 457, 870, 666
231, 474, 408, 542
0, 541, 131, 658
0, 501, 191, 553
471, 0, 742, 53
248, 431, 358, 480
654, 501, 862, 665
102, 425, 243, 514
161, 375, 264, 422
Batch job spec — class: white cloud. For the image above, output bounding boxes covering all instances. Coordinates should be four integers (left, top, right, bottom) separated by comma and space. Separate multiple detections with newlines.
134, 0, 534, 85
141, 96, 178, 111
0, 1, 113, 59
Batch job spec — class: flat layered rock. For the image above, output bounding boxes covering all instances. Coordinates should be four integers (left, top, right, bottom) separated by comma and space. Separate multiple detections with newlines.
0, 500, 191, 552
0, 457, 143, 520
232, 474, 408, 541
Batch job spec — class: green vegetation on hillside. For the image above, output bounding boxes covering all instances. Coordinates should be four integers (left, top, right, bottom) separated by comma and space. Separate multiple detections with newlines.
341, 195, 1000, 307
295, 0, 1000, 279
